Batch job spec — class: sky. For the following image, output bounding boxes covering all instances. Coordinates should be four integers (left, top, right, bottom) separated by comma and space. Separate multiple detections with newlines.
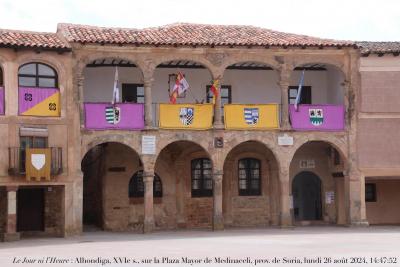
0, 0, 399, 41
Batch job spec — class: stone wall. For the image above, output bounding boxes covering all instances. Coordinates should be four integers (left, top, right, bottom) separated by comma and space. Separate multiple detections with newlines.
44, 186, 63, 236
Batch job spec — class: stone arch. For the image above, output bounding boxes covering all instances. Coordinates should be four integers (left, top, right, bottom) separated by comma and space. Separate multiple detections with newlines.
292, 60, 348, 81
152, 56, 216, 77
82, 134, 141, 160
76, 53, 145, 78
289, 137, 348, 167
81, 141, 143, 230
289, 139, 348, 225
221, 136, 280, 171
221, 58, 281, 73
222, 140, 280, 227
154, 139, 214, 229
155, 135, 211, 161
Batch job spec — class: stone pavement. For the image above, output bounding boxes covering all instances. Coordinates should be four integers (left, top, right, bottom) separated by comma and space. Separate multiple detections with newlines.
0, 226, 399, 267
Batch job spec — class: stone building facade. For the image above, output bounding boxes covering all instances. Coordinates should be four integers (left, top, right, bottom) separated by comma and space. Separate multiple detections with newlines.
0, 23, 399, 241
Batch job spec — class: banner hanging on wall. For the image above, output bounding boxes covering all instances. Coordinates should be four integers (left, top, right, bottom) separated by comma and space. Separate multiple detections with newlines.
224, 104, 280, 130
84, 103, 145, 130
289, 104, 344, 131
159, 103, 213, 129
19, 87, 60, 116
25, 148, 51, 181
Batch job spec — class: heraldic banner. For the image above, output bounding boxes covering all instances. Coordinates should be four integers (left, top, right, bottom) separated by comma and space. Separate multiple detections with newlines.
19, 87, 60, 116
84, 103, 145, 130
159, 103, 213, 129
0, 87, 4, 115
224, 104, 280, 130
25, 148, 51, 181
289, 104, 345, 131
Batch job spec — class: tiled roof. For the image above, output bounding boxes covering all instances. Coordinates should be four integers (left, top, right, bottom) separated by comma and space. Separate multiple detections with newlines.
58, 23, 355, 48
0, 29, 70, 50
357, 41, 400, 55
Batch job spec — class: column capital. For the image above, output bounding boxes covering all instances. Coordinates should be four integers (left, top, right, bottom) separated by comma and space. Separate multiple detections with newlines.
6, 186, 18, 192
213, 171, 223, 182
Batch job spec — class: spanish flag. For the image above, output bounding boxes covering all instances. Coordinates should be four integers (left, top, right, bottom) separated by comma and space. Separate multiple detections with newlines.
210, 79, 220, 104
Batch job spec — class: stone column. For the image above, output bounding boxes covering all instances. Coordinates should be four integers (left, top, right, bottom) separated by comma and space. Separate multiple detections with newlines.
76, 73, 85, 128
279, 165, 292, 227
344, 171, 369, 226
213, 171, 224, 230
279, 68, 291, 130
144, 77, 154, 129
212, 75, 223, 129
143, 171, 155, 233
3, 186, 20, 241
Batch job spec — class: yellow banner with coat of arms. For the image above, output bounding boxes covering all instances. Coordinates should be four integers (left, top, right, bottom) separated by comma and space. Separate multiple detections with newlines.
159, 103, 213, 130
25, 148, 51, 181
224, 104, 280, 130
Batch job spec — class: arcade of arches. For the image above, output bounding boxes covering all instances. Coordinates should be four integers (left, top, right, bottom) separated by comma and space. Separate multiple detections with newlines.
80, 138, 355, 232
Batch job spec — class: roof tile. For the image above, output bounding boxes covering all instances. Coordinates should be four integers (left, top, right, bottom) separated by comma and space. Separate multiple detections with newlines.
0, 29, 70, 50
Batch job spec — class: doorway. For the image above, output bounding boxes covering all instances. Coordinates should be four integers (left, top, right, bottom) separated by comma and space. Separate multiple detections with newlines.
292, 171, 322, 221
17, 188, 45, 231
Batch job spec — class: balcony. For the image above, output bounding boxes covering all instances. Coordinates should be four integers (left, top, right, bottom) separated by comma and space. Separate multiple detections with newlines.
289, 104, 345, 131
8, 147, 63, 176
84, 103, 144, 130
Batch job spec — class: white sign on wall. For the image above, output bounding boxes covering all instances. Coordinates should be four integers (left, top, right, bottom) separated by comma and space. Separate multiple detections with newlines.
299, 159, 315, 169
141, 135, 156, 155
278, 134, 294, 146
325, 191, 335, 204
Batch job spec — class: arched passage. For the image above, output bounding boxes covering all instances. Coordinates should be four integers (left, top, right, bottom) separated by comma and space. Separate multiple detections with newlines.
81, 142, 142, 231
154, 140, 213, 229
223, 141, 280, 227
290, 141, 346, 225
292, 171, 322, 221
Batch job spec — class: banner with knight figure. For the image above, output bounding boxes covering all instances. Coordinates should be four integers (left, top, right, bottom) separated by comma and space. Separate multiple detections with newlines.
25, 148, 51, 181
224, 104, 280, 130
0, 87, 4, 115
18, 87, 60, 116
289, 104, 345, 131
159, 103, 213, 129
84, 103, 144, 130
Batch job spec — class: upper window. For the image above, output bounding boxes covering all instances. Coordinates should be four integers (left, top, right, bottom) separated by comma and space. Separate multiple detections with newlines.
191, 158, 213, 197
122, 83, 144, 103
206, 85, 232, 106
365, 183, 377, 202
19, 136, 48, 173
129, 170, 162, 198
238, 158, 261, 196
288, 86, 311, 105
18, 63, 58, 88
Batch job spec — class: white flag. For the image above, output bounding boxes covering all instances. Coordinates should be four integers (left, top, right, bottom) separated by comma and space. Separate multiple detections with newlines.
294, 69, 305, 111
112, 67, 120, 104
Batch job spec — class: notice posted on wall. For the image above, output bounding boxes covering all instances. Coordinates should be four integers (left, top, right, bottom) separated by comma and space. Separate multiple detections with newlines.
325, 191, 335, 204
142, 135, 156, 155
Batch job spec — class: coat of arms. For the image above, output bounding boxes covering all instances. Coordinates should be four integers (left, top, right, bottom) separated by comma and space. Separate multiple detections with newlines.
244, 108, 259, 125
105, 106, 121, 124
309, 108, 324, 126
179, 107, 194, 126
31, 154, 46, 170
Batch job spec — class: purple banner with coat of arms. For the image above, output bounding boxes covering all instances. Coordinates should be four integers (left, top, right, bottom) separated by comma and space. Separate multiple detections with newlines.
84, 103, 145, 130
0, 87, 4, 115
289, 104, 345, 131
